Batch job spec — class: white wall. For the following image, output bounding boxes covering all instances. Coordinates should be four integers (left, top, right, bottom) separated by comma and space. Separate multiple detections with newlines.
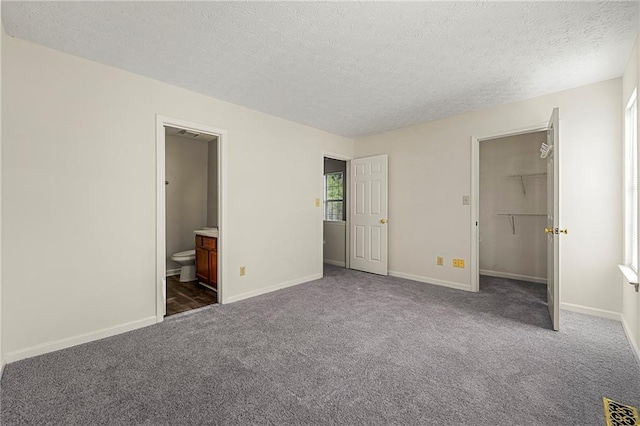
0, 9, 4, 374
323, 221, 346, 266
165, 135, 209, 271
622, 34, 640, 361
324, 158, 346, 173
480, 132, 547, 283
355, 78, 622, 314
207, 138, 218, 228
1, 35, 353, 360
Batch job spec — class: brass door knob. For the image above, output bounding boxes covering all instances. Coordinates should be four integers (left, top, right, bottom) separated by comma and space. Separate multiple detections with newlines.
380, 219, 387, 224
544, 227, 554, 234
559, 229, 568, 234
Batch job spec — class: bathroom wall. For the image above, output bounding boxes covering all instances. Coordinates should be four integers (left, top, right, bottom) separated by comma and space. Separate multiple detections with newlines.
323, 222, 346, 266
479, 132, 547, 283
165, 135, 209, 272
207, 138, 218, 228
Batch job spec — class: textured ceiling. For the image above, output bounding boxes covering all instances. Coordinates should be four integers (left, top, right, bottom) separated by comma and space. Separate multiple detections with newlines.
2, 2, 639, 137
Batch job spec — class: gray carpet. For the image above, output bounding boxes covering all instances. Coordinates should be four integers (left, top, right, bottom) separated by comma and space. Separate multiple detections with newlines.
1, 266, 639, 425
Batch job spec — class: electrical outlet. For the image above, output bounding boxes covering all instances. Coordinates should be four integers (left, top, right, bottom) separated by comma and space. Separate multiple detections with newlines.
452, 259, 465, 268
240, 266, 246, 276
437, 256, 444, 266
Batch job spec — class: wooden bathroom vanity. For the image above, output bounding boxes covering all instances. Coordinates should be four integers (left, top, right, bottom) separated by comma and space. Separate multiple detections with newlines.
195, 233, 217, 292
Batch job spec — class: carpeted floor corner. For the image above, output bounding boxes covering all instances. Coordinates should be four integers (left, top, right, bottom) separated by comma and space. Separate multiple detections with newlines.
1, 266, 639, 425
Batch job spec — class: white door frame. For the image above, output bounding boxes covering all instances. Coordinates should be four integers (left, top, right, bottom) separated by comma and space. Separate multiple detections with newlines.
470, 122, 548, 293
156, 115, 228, 323
321, 152, 352, 272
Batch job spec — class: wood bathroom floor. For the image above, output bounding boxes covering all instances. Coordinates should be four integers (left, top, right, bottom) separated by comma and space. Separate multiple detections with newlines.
166, 275, 217, 316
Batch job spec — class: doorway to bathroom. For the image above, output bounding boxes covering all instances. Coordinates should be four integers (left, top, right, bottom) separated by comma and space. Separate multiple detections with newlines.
156, 116, 227, 321
164, 126, 218, 315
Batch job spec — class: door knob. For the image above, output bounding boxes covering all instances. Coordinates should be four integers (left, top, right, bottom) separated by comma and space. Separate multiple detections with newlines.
380, 219, 387, 224
545, 227, 568, 235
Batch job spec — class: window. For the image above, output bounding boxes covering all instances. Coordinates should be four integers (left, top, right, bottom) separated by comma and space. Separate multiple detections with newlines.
625, 89, 638, 272
324, 171, 344, 221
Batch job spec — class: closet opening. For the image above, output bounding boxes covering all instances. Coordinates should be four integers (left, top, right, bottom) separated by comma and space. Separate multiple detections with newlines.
478, 131, 549, 321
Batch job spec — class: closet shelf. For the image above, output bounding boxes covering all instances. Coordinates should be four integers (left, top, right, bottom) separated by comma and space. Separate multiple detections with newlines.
506, 173, 547, 178
497, 213, 546, 234
506, 172, 547, 196
497, 213, 546, 217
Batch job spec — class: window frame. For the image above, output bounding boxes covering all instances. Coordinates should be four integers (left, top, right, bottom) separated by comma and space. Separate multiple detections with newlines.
625, 88, 638, 273
323, 171, 344, 222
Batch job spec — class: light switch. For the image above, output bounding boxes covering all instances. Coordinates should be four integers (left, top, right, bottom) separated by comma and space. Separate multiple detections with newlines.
315, 198, 321, 207
462, 195, 470, 205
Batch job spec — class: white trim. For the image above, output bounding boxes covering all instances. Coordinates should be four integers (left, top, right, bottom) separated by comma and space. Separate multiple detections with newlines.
5, 316, 157, 363
389, 270, 472, 292
560, 302, 622, 321
226, 274, 322, 304
156, 115, 229, 323
621, 315, 640, 366
166, 268, 181, 277
0, 360, 4, 379
322, 151, 353, 273
618, 264, 639, 284
480, 269, 547, 284
198, 282, 217, 292
323, 220, 347, 226
470, 122, 549, 293
323, 259, 346, 267
470, 136, 479, 292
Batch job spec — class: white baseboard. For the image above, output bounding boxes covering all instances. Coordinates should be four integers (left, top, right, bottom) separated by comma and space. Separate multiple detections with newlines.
560, 302, 622, 321
166, 268, 180, 277
0, 358, 4, 379
389, 270, 471, 292
480, 269, 547, 284
323, 259, 346, 267
225, 273, 323, 304
621, 315, 640, 366
5, 316, 157, 364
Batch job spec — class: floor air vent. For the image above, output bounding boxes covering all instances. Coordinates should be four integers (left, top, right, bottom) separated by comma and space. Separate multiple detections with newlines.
603, 397, 639, 426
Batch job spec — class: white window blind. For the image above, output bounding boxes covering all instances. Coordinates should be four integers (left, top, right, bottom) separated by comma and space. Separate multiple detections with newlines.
627, 91, 638, 272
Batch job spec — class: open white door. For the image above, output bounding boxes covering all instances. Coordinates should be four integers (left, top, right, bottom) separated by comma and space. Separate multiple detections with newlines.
545, 108, 561, 331
350, 155, 388, 275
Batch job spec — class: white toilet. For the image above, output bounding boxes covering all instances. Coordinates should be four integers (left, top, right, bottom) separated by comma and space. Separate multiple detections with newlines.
171, 250, 196, 282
